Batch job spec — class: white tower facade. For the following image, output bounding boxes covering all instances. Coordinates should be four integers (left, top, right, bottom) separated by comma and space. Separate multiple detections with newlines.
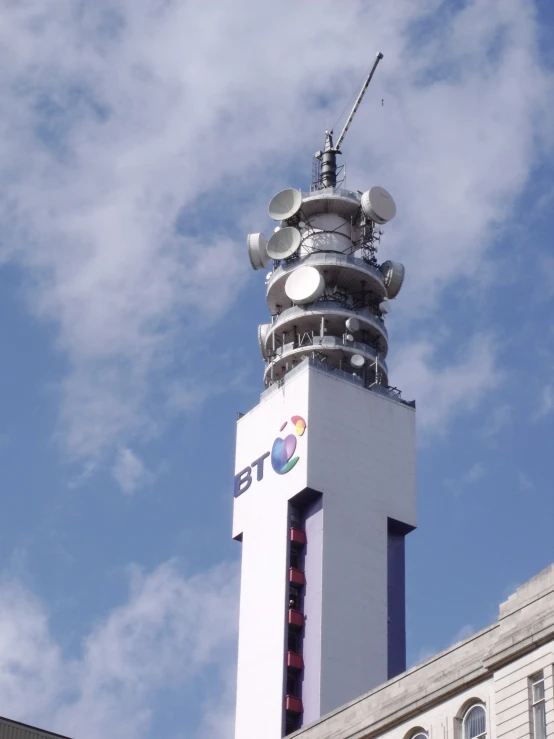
233, 54, 416, 738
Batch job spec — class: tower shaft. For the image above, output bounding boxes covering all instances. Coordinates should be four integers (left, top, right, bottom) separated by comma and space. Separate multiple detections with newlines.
233, 362, 416, 738
237, 52, 411, 736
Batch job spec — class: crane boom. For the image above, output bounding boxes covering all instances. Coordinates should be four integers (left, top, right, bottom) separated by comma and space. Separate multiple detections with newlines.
334, 52, 383, 151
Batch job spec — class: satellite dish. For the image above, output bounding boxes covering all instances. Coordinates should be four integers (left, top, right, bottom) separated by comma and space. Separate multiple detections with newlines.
298, 221, 306, 229
345, 317, 359, 332
379, 299, 391, 314
258, 323, 271, 360
380, 260, 405, 298
284, 266, 325, 304
345, 333, 354, 342
247, 233, 269, 271
266, 227, 302, 260
361, 186, 396, 224
350, 354, 365, 368
268, 188, 303, 221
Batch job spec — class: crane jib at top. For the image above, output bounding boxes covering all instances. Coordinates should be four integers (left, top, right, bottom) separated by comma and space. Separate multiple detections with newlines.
316, 52, 384, 189
335, 52, 383, 151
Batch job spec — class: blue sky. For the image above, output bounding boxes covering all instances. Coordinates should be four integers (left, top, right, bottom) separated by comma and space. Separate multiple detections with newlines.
0, 1, 554, 737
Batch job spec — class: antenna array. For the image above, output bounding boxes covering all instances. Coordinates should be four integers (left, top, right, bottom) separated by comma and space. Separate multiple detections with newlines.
244, 53, 405, 394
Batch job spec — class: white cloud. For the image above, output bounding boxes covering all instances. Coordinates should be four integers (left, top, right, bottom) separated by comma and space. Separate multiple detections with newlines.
480, 404, 512, 438
462, 463, 486, 485
392, 334, 501, 433
195, 663, 237, 739
0, 0, 550, 461
0, 561, 238, 739
112, 447, 150, 494
444, 461, 486, 495
518, 472, 534, 492
0, 582, 66, 719
533, 384, 554, 420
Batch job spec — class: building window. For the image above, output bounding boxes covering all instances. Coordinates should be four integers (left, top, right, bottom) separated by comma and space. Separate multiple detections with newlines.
404, 728, 427, 739
289, 586, 301, 609
290, 507, 301, 528
463, 704, 486, 739
531, 672, 546, 739
285, 716, 299, 735
287, 673, 298, 696
290, 549, 301, 569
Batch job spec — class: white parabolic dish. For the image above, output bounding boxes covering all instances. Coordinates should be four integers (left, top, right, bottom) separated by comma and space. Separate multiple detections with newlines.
247, 233, 269, 270
345, 316, 360, 332
361, 186, 396, 224
268, 188, 303, 221
285, 266, 324, 304
380, 260, 405, 298
266, 227, 302, 260
350, 354, 365, 368
258, 323, 271, 359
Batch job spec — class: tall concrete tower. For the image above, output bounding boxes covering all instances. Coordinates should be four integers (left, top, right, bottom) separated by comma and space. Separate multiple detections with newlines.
233, 54, 416, 738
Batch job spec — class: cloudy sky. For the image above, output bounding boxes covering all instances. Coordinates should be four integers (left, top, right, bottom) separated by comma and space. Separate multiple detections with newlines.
1, 0, 554, 737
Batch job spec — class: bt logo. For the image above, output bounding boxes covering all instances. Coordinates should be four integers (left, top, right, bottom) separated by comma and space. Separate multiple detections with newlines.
234, 415, 307, 498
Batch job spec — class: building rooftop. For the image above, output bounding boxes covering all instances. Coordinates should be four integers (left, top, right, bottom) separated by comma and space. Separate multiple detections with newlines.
292, 562, 554, 739
0, 715, 72, 739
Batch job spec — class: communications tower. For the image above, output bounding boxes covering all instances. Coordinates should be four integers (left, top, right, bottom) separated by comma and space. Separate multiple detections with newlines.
233, 54, 416, 738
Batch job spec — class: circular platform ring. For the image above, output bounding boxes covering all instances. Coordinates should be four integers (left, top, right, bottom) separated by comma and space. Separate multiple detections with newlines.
266, 304, 389, 358
263, 341, 389, 388
268, 188, 303, 221
300, 191, 361, 220
266, 253, 387, 315
361, 186, 396, 224
266, 227, 302, 260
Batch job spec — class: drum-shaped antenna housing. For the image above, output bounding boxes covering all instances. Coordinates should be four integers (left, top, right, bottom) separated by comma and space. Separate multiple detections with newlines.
247, 233, 270, 270
258, 323, 271, 360
266, 227, 302, 260
350, 354, 365, 368
380, 260, 405, 298
284, 266, 325, 305
361, 186, 396, 224
268, 188, 303, 221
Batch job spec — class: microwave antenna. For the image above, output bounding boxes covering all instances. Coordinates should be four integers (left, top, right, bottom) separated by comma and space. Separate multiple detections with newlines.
315, 52, 384, 188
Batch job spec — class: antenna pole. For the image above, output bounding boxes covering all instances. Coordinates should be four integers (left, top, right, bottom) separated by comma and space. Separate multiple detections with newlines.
321, 130, 337, 188
334, 52, 383, 151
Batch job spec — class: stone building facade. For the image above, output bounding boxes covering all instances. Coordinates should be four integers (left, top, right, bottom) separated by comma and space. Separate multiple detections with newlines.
291, 563, 554, 739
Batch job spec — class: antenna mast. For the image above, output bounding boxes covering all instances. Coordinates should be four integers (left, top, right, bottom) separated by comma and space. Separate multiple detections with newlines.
335, 52, 383, 150
316, 52, 384, 189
